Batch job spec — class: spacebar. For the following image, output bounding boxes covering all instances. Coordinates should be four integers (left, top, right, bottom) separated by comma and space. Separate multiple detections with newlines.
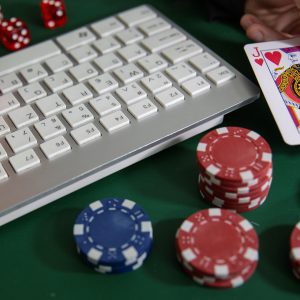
0, 41, 61, 76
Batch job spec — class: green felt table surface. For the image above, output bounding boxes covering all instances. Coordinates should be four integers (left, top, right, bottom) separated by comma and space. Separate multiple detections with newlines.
0, 0, 300, 299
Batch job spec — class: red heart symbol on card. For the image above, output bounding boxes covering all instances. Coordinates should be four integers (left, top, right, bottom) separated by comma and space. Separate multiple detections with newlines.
265, 51, 282, 65
255, 58, 264, 66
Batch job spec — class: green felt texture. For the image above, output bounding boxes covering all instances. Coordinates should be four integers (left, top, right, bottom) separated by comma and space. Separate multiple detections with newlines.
0, 0, 300, 299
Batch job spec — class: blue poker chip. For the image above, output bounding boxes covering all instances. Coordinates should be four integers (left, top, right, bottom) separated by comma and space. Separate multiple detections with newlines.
73, 198, 153, 269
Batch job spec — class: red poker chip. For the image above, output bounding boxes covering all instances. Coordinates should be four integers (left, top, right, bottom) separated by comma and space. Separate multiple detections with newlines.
192, 261, 257, 288
199, 170, 272, 195
176, 209, 259, 279
197, 127, 272, 183
199, 176, 272, 202
199, 190, 267, 213
290, 221, 300, 263
199, 181, 270, 206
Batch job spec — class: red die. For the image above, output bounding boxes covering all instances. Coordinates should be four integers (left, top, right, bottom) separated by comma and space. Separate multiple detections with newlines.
0, 18, 31, 51
40, 0, 67, 29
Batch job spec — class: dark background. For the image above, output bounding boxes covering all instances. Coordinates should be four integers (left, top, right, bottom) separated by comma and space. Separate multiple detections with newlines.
0, 0, 300, 299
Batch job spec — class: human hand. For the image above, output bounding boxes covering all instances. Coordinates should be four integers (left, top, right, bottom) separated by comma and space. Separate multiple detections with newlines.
240, 0, 300, 41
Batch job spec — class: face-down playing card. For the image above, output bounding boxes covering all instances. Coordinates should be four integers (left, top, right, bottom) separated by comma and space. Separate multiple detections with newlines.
245, 38, 300, 145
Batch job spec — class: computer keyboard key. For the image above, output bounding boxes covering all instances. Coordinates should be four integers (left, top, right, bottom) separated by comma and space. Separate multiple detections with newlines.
118, 5, 156, 27
0, 116, 10, 136
9, 148, 40, 173
69, 62, 98, 83
34, 115, 66, 140
100, 110, 130, 132
56, 27, 96, 51
93, 36, 121, 54
89, 93, 121, 117
88, 73, 119, 95
142, 28, 186, 53
138, 54, 168, 74
93, 53, 123, 72
0, 40, 61, 77
44, 72, 73, 93
116, 28, 144, 45
155, 87, 185, 108
45, 53, 73, 73
8, 105, 39, 129
128, 98, 158, 120
17, 82, 47, 104
91, 17, 125, 38
117, 44, 147, 63
138, 17, 171, 36
40, 136, 71, 160
69, 45, 97, 64
36, 94, 66, 117
70, 123, 101, 145
0, 163, 8, 181
141, 72, 172, 94
162, 40, 202, 64
62, 83, 93, 105
189, 52, 220, 73
0, 73, 22, 94
206, 66, 235, 85
115, 82, 147, 105
62, 104, 94, 128
113, 63, 144, 84
19, 63, 48, 83
6, 127, 38, 153
0, 93, 20, 115
181, 76, 210, 96
165, 62, 196, 84
0, 144, 8, 161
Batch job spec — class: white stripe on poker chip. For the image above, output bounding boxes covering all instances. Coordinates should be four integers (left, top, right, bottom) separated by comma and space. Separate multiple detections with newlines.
244, 248, 258, 261
262, 152, 272, 162
239, 219, 253, 232
197, 142, 207, 152
122, 199, 135, 209
182, 248, 197, 262
207, 164, 220, 175
193, 276, 205, 285
249, 198, 260, 208
181, 220, 193, 232
262, 180, 270, 191
202, 276, 217, 283
231, 276, 244, 288
183, 259, 193, 271
225, 192, 237, 199
296, 222, 300, 230
212, 198, 224, 207
205, 185, 213, 195
240, 170, 254, 181
209, 208, 222, 216
141, 221, 153, 238
89, 200, 103, 211
238, 197, 251, 204
123, 246, 138, 262
73, 224, 84, 235
88, 247, 102, 264
292, 248, 300, 260
214, 265, 229, 278
247, 131, 260, 140
94, 264, 112, 273
216, 127, 229, 135
238, 187, 250, 194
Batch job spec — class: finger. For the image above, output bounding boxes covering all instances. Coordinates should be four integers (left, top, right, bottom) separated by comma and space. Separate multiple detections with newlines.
240, 14, 262, 31
246, 23, 293, 42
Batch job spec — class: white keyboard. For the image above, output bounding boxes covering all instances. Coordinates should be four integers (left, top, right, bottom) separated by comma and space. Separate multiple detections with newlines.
0, 5, 259, 225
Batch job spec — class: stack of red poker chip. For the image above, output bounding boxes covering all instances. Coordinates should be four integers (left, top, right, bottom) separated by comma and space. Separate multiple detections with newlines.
196, 127, 273, 213
290, 221, 300, 279
175, 208, 259, 288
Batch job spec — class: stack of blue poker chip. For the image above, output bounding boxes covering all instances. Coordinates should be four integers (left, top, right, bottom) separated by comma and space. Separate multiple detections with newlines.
73, 197, 153, 274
